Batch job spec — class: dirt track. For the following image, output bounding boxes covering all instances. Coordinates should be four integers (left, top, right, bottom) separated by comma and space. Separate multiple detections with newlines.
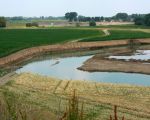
0, 39, 150, 67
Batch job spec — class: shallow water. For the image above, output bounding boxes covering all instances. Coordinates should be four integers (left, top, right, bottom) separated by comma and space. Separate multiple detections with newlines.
109, 50, 150, 61
16, 52, 150, 86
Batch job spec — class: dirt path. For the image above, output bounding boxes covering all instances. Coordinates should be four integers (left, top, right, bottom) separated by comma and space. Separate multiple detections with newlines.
0, 72, 16, 86
103, 29, 110, 36
0, 39, 150, 67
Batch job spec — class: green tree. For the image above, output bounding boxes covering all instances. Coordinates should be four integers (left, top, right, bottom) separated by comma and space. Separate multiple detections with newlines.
115, 13, 129, 21
65, 12, 78, 22
144, 14, 150, 26
0, 17, 6, 27
134, 16, 144, 25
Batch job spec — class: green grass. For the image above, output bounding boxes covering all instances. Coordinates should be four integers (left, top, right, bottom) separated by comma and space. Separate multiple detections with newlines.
0, 29, 101, 58
81, 30, 150, 42
98, 24, 150, 29
0, 69, 8, 77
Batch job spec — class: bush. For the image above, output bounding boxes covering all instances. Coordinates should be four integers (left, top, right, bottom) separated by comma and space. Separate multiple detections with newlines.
89, 20, 96, 26
76, 22, 80, 27
26, 22, 39, 27
0, 17, 6, 27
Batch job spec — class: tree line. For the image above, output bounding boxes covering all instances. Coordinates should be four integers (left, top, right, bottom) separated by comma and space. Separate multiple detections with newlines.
65, 12, 149, 23
134, 14, 150, 26
0, 13, 150, 27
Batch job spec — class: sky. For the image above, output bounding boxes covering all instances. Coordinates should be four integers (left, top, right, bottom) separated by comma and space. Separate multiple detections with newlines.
0, 0, 150, 17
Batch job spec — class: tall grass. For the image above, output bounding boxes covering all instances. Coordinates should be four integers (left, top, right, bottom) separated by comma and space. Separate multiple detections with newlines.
110, 106, 125, 120
60, 90, 84, 120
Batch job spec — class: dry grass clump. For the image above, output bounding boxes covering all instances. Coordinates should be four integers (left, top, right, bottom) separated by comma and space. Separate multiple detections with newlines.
60, 90, 84, 120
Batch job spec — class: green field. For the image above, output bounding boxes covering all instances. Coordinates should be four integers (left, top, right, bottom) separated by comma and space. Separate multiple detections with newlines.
81, 30, 150, 42
98, 24, 150, 29
0, 26, 150, 58
0, 29, 102, 58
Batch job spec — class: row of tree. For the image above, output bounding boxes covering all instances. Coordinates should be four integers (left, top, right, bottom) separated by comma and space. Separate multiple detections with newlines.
65, 12, 144, 22
0, 13, 150, 27
134, 14, 150, 26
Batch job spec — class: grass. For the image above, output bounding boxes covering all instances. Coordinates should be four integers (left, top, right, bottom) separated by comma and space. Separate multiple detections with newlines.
81, 30, 150, 42
0, 29, 102, 58
0, 73, 150, 120
98, 24, 150, 29
1, 25, 150, 58
0, 69, 8, 77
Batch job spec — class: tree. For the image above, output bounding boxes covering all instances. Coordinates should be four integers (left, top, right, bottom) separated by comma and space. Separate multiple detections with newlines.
134, 16, 144, 25
115, 13, 129, 21
144, 14, 150, 26
0, 17, 6, 27
134, 13, 150, 26
65, 12, 78, 22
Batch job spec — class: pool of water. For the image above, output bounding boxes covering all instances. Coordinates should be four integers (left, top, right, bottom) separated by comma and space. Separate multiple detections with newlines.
109, 50, 150, 61
16, 53, 150, 86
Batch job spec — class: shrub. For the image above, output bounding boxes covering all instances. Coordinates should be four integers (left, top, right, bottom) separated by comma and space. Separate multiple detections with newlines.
0, 17, 6, 27
26, 22, 39, 27
60, 90, 84, 120
89, 20, 96, 26
76, 22, 80, 27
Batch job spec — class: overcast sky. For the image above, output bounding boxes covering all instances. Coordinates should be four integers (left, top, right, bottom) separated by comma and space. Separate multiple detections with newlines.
0, 0, 150, 17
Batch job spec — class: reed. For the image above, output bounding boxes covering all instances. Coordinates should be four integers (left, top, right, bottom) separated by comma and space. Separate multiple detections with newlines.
110, 105, 125, 120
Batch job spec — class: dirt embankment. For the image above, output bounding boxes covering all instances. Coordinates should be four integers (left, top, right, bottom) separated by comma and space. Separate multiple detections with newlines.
0, 39, 150, 67
78, 56, 150, 75
78, 44, 150, 75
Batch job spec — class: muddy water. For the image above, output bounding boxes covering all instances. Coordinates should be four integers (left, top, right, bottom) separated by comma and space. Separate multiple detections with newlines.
16, 50, 150, 86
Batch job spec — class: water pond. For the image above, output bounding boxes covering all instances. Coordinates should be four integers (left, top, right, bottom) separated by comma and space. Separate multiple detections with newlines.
16, 50, 150, 86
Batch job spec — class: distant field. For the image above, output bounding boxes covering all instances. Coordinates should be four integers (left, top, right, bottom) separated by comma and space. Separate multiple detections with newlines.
0, 29, 102, 58
81, 30, 150, 42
